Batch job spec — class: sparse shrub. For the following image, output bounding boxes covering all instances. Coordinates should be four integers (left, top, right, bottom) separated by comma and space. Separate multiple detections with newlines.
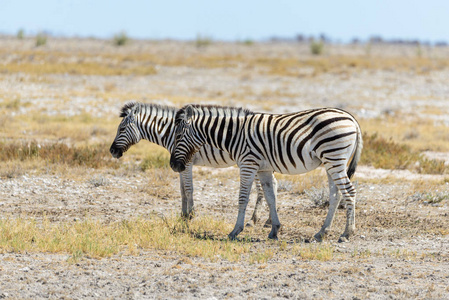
88, 175, 110, 187
195, 34, 212, 48
113, 31, 129, 46
361, 132, 419, 169
35, 33, 47, 47
17, 29, 25, 39
242, 39, 254, 46
361, 132, 448, 174
310, 39, 324, 55
409, 191, 449, 204
305, 187, 329, 208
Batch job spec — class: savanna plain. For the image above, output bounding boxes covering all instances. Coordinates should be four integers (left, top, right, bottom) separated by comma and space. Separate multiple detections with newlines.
0, 36, 448, 299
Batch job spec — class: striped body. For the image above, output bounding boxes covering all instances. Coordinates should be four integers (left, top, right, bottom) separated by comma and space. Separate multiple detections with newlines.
170, 105, 363, 242
109, 102, 272, 225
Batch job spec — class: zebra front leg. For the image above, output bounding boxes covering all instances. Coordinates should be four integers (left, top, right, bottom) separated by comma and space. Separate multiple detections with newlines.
258, 171, 281, 240
228, 167, 257, 240
246, 176, 264, 227
314, 172, 340, 242
179, 163, 194, 220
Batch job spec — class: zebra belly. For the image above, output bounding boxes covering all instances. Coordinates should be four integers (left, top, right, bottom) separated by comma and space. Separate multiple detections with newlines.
191, 147, 236, 168
259, 154, 322, 175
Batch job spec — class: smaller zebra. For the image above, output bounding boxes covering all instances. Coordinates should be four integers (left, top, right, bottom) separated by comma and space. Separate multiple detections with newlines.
170, 104, 363, 242
109, 101, 274, 225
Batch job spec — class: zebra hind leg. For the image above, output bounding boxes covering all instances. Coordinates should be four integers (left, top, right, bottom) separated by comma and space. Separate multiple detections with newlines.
313, 172, 340, 242
246, 177, 264, 227
330, 172, 356, 243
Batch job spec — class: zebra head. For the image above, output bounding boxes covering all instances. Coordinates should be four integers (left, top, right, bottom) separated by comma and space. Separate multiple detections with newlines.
110, 102, 142, 159
170, 105, 204, 172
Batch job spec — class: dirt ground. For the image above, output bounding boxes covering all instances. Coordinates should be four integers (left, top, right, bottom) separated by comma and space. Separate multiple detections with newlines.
0, 167, 448, 299
0, 38, 449, 299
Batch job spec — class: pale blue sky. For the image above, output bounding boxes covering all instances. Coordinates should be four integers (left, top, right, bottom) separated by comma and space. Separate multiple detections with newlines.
0, 0, 448, 43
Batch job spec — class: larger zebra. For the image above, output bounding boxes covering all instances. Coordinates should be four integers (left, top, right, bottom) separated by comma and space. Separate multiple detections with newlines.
170, 104, 363, 242
109, 101, 274, 225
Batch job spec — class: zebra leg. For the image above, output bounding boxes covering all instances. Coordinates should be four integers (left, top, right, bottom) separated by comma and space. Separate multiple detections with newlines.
228, 167, 257, 240
258, 171, 281, 240
246, 176, 264, 227
327, 171, 356, 243
263, 174, 277, 228
313, 172, 340, 242
179, 163, 194, 219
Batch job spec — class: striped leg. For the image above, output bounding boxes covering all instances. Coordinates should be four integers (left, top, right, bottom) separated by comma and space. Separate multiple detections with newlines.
326, 169, 356, 243
246, 174, 277, 228
246, 177, 264, 227
314, 172, 341, 242
258, 171, 281, 240
228, 166, 257, 240
180, 163, 194, 219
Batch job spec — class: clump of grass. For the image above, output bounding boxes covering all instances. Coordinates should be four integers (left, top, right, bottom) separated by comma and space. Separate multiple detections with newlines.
305, 187, 329, 208
113, 31, 129, 46
17, 29, 25, 39
361, 132, 448, 174
140, 151, 170, 171
409, 191, 449, 205
195, 34, 212, 48
310, 39, 324, 55
35, 33, 47, 47
292, 243, 333, 261
0, 141, 117, 170
275, 170, 327, 195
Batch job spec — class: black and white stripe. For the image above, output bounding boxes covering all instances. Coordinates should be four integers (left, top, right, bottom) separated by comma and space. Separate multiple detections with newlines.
170, 104, 363, 242
110, 101, 273, 225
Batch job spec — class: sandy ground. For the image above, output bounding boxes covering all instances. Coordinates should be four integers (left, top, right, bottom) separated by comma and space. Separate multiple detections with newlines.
0, 39, 449, 299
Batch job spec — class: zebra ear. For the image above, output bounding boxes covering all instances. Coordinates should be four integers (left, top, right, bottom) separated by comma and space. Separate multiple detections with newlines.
120, 101, 137, 117
184, 105, 194, 121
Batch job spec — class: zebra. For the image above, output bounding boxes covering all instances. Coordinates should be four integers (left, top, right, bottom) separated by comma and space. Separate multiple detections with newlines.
170, 104, 363, 242
109, 101, 274, 226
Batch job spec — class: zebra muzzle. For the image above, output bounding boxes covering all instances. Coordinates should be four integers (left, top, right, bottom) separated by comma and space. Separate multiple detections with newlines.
170, 158, 185, 173
109, 144, 123, 159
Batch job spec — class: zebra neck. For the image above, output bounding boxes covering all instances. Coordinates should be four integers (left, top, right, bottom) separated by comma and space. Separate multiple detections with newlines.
198, 114, 248, 157
135, 109, 177, 152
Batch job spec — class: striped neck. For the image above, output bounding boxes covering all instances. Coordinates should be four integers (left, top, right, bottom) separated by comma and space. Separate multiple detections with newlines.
133, 103, 178, 152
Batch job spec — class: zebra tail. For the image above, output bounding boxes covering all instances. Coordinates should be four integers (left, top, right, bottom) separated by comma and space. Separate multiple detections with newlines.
347, 124, 363, 180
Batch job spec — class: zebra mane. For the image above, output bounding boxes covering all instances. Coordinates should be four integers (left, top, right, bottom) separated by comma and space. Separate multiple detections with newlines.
176, 104, 253, 122
119, 101, 178, 118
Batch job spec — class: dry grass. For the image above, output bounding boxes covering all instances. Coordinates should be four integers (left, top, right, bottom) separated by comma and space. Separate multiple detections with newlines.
361, 132, 448, 174
0, 215, 341, 263
0, 141, 117, 171
2, 46, 449, 78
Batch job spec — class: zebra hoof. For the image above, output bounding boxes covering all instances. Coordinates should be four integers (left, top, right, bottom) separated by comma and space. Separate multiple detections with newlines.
313, 232, 325, 243
338, 236, 349, 243
268, 234, 278, 240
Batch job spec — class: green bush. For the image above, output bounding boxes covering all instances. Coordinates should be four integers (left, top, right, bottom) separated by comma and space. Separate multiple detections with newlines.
113, 31, 129, 46
35, 33, 47, 47
310, 40, 324, 55
17, 29, 25, 40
